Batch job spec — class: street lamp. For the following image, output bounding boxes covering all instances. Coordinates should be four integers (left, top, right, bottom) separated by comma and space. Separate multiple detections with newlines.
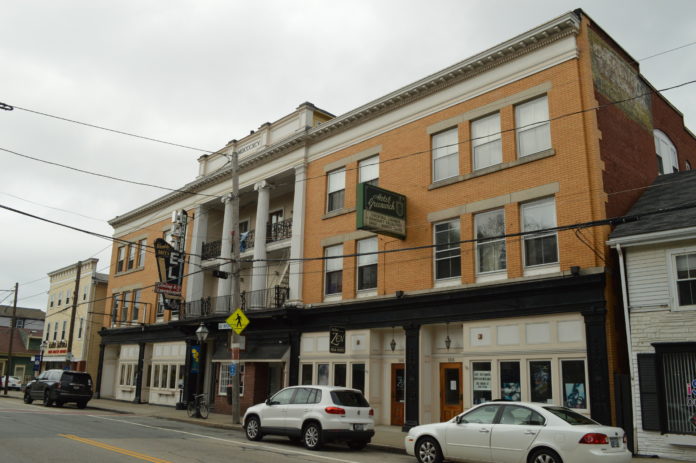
195, 323, 209, 343
39, 340, 48, 375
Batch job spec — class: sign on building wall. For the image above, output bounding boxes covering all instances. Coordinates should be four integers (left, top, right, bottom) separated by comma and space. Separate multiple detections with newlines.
329, 326, 346, 354
356, 184, 407, 239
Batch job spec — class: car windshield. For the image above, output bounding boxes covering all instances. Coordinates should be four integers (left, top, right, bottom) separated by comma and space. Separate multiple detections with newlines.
330, 390, 369, 407
544, 406, 597, 425
62, 373, 91, 386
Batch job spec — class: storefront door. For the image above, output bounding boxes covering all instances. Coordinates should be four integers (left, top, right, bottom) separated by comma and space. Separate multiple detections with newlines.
391, 363, 405, 426
440, 362, 463, 421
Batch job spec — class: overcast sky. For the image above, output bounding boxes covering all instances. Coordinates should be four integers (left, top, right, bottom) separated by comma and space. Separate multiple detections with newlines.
1, 0, 695, 310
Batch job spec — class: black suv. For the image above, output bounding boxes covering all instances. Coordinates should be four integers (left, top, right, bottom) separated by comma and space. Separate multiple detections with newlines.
24, 369, 93, 409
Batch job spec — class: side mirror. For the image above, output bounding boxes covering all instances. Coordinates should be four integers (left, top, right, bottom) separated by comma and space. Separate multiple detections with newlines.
265, 398, 272, 406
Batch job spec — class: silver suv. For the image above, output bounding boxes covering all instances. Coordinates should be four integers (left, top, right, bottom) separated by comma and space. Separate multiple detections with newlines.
243, 385, 375, 450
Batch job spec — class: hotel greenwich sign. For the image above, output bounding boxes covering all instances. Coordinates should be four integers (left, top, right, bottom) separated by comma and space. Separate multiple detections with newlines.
356, 183, 407, 239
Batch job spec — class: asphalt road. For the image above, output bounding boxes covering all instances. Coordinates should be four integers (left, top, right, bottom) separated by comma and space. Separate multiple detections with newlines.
0, 399, 411, 463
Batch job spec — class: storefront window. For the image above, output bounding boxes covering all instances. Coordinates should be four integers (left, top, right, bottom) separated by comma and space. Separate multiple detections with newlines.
561, 360, 587, 409
154, 365, 161, 388
169, 364, 177, 389
301, 364, 313, 385
334, 364, 346, 387
219, 363, 244, 396
472, 362, 492, 404
663, 351, 696, 434
317, 364, 329, 385
500, 361, 521, 401
352, 364, 365, 392
529, 361, 552, 403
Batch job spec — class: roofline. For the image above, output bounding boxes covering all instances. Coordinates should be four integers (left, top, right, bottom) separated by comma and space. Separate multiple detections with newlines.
47, 258, 100, 277
607, 225, 696, 247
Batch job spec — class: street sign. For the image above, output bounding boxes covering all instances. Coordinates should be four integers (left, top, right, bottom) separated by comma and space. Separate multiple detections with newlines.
229, 363, 237, 377
218, 322, 231, 330
226, 308, 250, 335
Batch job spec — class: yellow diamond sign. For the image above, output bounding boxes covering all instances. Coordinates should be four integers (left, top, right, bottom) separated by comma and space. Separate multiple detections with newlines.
226, 308, 249, 335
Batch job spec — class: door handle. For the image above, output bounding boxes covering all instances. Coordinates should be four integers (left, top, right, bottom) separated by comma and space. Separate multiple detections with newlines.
524, 430, 537, 435
479, 428, 490, 433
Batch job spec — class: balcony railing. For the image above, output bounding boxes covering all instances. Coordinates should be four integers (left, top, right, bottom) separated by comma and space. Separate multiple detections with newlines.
182, 286, 290, 319
200, 217, 293, 260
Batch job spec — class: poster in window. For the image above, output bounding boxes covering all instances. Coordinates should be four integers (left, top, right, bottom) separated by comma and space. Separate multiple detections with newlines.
530, 361, 552, 403
473, 365, 492, 404
500, 361, 521, 401
564, 383, 586, 408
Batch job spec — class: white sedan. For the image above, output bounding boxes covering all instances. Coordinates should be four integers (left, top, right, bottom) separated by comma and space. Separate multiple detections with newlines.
405, 401, 631, 463
2, 376, 22, 390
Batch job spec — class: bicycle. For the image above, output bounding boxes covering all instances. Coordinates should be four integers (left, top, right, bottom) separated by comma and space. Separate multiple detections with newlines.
187, 393, 209, 419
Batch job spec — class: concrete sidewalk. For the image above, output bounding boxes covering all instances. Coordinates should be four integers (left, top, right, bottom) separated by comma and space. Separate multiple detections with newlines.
0, 390, 683, 462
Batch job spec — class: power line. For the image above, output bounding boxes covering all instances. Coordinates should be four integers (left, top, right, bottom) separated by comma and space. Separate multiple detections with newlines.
639, 40, 696, 62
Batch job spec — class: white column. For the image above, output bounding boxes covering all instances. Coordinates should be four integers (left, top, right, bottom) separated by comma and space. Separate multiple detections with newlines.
216, 193, 235, 313
288, 164, 306, 303
186, 206, 208, 305
251, 181, 272, 307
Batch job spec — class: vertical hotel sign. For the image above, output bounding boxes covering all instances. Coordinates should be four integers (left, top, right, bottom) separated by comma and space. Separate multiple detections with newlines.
356, 183, 406, 239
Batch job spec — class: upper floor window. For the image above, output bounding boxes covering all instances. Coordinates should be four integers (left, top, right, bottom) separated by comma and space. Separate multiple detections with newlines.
121, 292, 129, 322
516, 95, 551, 157
357, 237, 378, 291
359, 156, 379, 186
78, 317, 84, 339
57, 291, 62, 306
434, 219, 461, 280
53, 322, 58, 341
674, 252, 696, 307
138, 239, 147, 268
475, 209, 506, 274
15, 319, 24, 328
49, 294, 54, 308
472, 113, 502, 170
111, 294, 119, 325
117, 246, 125, 273
324, 245, 343, 296
66, 291, 70, 305
45, 323, 50, 341
61, 320, 66, 340
654, 129, 678, 175
132, 289, 142, 322
127, 244, 136, 270
82, 286, 88, 301
327, 169, 346, 213
432, 128, 459, 182
521, 197, 558, 267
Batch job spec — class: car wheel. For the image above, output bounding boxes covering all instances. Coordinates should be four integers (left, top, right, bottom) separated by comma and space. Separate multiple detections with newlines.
302, 422, 323, 450
245, 416, 263, 441
77, 401, 87, 409
23, 392, 33, 404
416, 437, 443, 463
43, 391, 53, 407
529, 448, 563, 463
347, 440, 368, 450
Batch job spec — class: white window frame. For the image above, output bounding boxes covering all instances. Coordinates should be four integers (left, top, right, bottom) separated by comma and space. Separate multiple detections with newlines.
668, 246, 696, 310
432, 127, 459, 182
356, 237, 378, 294
359, 155, 379, 186
324, 244, 343, 298
327, 168, 346, 213
475, 209, 507, 277
472, 113, 502, 170
127, 244, 136, 270
138, 239, 147, 267
117, 246, 126, 273
218, 362, 245, 396
521, 197, 559, 270
433, 219, 462, 283
654, 129, 679, 175
516, 95, 551, 158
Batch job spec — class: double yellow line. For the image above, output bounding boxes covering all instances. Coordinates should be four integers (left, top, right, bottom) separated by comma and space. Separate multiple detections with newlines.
59, 434, 172, 463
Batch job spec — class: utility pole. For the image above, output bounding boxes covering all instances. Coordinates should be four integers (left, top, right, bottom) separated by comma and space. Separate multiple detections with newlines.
231, 148, 242, 424
66, 261, 82, 370
3, 283, 18, 395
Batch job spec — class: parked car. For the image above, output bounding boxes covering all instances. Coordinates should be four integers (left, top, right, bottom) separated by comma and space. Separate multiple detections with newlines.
405, 401, 631, 463
2, 376, 22, 390
23, 369, 93, 409
243, 385, 375, 450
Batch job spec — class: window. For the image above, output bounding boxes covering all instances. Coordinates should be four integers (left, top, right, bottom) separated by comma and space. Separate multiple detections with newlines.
352, 363, 365, 392
357, 237, 378, 291
359, 156, 379, 186
78, 318, 84, 339
434, 220, 461, 280
132, 289, 141, 322
66, 291, 70, 305
529, 361, 552, 403
561, 360, 587, 409
270, 387, 295, 405
138, 239, 147, 267
463, 404, 500, 424
117, 246, 125, 273
111, 294, 119, 325
121, 292, 129, 322
324, 245, 343, 296
82, 286, 88, 301
475, 209, 506, 274
516, 95, 551, 157
472, 362, 492, 404
57, 291, 62, 306
522, 198, 558, 267
500, 361, 521, 401
674, 252, 696, 307
432, 128, 459, 182
45, 323, 50, 341
654, 130, 678, 175
327, 168, 346, 212
472, 113, 502, 170
53, 322, 58, 341
301, 364, 313, 385
317, 364, 329, 385
61, 320, 66, 340
15, 319, 24, 328
334, 364, 346, 387
49, 294, 54, 308
499, 405, 545, 426
127, 245, 136, 270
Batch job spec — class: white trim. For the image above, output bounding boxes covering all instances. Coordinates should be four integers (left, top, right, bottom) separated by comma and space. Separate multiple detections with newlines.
608, 226, 696, 247
666, 246, 696, 311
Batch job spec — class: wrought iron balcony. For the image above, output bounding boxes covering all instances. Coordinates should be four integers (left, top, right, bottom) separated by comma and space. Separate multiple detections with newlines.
201, 240, 222, 260
182, 286, 290, 319
199, 218, 293, 260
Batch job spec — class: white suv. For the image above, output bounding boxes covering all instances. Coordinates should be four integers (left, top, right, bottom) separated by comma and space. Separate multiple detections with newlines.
243, 385, 375, 450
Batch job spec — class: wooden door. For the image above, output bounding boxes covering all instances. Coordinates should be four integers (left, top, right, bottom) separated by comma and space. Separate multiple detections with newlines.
440, 362, 463, 422
391, 363, 405, 426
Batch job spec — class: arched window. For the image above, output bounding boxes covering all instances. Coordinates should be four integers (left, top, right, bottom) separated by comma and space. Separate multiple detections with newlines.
654, 130, 678, 175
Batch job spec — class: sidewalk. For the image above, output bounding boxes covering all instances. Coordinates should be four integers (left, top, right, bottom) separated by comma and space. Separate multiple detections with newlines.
0, 390, 684, 462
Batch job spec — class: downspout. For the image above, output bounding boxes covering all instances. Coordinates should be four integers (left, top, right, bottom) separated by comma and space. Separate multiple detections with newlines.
616, 243, 638, 454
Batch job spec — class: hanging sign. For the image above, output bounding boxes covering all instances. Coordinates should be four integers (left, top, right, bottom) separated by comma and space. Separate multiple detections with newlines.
356, 183, 406, 239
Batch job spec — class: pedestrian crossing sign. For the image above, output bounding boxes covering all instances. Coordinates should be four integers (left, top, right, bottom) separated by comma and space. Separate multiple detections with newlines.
227, 308, 249, 335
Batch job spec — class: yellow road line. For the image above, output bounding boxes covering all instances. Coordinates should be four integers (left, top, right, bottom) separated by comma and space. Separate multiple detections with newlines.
59, 434, 173, 463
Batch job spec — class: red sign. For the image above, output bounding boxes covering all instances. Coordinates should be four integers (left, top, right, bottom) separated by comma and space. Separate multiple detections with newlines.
154, 282, 183, 299
47, 348, 67, 355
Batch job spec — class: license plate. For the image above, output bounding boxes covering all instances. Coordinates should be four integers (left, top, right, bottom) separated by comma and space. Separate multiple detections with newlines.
353, 424, 364, 431
610, 437, 619, 448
